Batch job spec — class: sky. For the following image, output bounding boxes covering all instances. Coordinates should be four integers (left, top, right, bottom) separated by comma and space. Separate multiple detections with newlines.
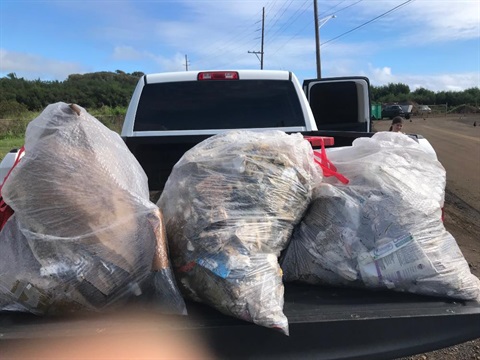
0, 0, 479, 92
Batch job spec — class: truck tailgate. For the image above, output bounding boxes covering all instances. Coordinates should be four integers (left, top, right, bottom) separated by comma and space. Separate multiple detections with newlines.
1, 283, 479, 359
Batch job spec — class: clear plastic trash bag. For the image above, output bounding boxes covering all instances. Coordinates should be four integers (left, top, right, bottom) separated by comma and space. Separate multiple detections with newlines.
0, 102, 185, 315
159, 130, 322, 334
282, 132, 480, 302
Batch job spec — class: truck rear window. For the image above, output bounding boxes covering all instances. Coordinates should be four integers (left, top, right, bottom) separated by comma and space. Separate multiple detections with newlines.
133, 80, 305, 131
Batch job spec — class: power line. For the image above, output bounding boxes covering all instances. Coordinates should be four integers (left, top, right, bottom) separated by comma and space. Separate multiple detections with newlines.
320, 0, 347, 15
212, 1, 291, 69
191, 7, 265, 67
198, 0, 359, 69
322, 0, 415, 47
265, 0, 288, 29
192, 27, 258, 67
265, 0, 310, 46
265, 0, 296, 29
323, 0, 363, 17
267, 0, 363, 57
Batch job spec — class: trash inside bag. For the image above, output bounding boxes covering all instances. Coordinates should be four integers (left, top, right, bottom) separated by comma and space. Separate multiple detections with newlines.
159, 130, 321, 335
282, 132, 480, 302
143, 208, 187, 315
0, 102, 185, 315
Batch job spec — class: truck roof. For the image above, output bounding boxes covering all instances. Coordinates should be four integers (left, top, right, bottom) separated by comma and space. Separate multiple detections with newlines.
144, 69, 294, 83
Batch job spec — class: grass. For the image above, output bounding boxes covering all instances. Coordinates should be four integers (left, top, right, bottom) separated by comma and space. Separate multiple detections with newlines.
0, 137, 25, 160
0, 111, 34, 160
0, 107, 125, 161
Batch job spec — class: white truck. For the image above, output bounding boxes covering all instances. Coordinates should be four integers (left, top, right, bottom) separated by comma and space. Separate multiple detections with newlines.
0, 70, 477, 360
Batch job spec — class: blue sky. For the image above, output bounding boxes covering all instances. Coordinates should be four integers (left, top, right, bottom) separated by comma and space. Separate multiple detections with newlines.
1, 0, 479, 92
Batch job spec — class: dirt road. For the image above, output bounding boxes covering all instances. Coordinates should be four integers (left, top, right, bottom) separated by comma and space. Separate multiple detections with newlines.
373, 114, 480, 360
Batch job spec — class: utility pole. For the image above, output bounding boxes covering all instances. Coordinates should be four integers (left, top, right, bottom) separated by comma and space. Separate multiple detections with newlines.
314, 0, 321, 78
314, 1, 336, 78
184, 54, 189, 71
248, 7, 265, 69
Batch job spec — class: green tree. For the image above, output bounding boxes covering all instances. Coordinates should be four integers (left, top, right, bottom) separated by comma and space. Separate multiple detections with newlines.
412, 87, 436, 105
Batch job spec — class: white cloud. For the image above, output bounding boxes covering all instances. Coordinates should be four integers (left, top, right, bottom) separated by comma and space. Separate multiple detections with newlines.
153, 52, 190, 72
371, 66, 394, 82
112, 46, 145, 61
366, 64, 479, 92
0, 49, 87, 80
355, 0, 480, 44
407, 0, 480, 42
111, 46, 191, 72
153, 21, 201, 47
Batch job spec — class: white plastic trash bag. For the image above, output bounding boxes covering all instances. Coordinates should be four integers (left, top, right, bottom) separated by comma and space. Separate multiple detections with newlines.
0, 102, 185, 315
282, 132, 480, 302
159, 130, 322, 335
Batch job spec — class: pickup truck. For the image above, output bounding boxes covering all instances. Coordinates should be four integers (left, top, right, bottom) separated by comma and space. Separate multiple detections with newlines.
0, 70, 479, 359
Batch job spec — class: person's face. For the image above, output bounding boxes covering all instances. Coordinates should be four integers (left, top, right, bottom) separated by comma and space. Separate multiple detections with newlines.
392, 122, 403, 132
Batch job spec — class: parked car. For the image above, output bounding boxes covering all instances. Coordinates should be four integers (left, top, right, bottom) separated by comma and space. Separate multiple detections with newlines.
418, 105, 432, 114
381, 105, 410, 119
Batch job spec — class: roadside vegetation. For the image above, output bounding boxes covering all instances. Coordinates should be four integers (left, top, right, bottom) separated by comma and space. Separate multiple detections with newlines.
370, 83, 480, 106
0, 137, 25, 160
0, 70, 478, 160
0, 106, 125, 160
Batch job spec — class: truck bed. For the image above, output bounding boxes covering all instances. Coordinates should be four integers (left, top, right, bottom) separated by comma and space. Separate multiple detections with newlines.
124, 131, 377, 190
1, 284, 479, 359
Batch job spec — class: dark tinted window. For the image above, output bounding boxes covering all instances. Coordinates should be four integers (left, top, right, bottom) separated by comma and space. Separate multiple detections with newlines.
309, 82, 359, 125
133, 80, 305, 131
